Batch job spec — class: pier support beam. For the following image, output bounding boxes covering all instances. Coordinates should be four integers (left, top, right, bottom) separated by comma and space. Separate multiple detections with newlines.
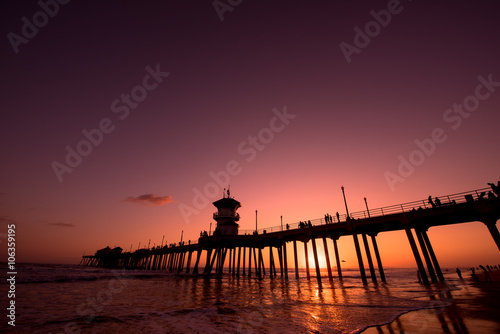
192, 249, 202, 274
405, 227, 429, 285
333, 238, 342, 280
243, 247, 246, 276
283, 242, 288, 279
322, 237, 333, 281
248, 247, 252, 278
311, 238, 321, 284
232, 248, 237, 276
303, 241, 310, 280
259, 248, 265, 277
485, 219, 500, 252
237, 247, 241, 277
370, 235, 386, 282
253, 247, 259, 278
278, 246, 284, 277
421, 230, 444, 281
293, 240, 299, 278
204, 248, 214, 274
415, 229, 438, 283
185, 250, 193, 273
352, 232, 367, 284
362, 234, 377, 283
269, 247, 275, 278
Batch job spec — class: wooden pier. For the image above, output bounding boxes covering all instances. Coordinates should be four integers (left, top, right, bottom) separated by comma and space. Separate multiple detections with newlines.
80, 187, 500, 285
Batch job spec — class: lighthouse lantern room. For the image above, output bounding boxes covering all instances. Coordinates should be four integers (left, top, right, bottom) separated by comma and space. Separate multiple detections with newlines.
212, 189, 240, 235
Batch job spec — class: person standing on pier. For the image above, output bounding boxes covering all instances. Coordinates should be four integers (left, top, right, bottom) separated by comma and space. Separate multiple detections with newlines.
428, 196, 436, 208
488, 182, 500, 196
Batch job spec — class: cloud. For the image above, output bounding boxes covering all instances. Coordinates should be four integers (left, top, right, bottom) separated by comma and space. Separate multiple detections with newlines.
122, 194, 174, 207
48, 222, 75, 228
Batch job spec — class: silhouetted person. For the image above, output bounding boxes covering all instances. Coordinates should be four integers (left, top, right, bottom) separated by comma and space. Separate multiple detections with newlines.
471, 268, 480, 282
336, 212, 340, 222
478, 192, 486, 200
488, 182, 500, 196
417, 270, 422, 284
308, 220, 312, 228
479, 265, 491, 282
434, 197, 441, 207
286, 223, 290, 230
488, 191, 496, 199
456, 268, 462, 279
428, 196, 436, 208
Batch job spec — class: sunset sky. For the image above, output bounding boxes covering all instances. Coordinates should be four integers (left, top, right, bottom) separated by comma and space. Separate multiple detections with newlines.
1, 1, 499, 269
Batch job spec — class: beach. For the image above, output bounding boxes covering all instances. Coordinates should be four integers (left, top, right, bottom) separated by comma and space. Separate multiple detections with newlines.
1, 264, 499, 333
363, 270, 500, 333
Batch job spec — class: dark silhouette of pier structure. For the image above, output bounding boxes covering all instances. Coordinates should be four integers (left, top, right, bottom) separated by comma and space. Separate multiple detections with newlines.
80, 187, 500, 285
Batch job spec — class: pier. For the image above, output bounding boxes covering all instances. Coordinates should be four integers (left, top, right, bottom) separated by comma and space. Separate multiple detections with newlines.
80, 187, 500, 285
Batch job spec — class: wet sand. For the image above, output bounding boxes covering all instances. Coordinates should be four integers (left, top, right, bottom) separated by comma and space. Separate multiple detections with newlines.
363, 271, 500, 333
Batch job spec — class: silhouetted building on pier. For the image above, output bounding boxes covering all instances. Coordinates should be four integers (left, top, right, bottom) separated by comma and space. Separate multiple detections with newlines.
212, 191, 240, 235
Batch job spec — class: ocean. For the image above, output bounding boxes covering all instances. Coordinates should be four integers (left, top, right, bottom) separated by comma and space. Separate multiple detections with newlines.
0, 264, 494, 333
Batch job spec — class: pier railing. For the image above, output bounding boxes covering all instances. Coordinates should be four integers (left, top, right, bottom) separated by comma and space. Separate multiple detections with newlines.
116, 187, 495, 252
238, 187, 493, 235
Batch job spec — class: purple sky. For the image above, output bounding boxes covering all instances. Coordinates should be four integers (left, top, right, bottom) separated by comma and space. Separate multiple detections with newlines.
1, 0, 499, 265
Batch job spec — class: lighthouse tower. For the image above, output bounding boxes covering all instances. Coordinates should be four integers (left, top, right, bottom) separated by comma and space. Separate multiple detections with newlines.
212, 189, 240, 235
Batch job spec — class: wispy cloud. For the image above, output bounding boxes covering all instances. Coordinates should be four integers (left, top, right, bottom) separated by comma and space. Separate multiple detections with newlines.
122, 194, 174, 207
48, 222, 75, 228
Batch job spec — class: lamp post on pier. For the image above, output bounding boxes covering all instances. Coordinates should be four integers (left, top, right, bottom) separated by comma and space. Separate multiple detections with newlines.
364, 197, 371, 218
255, 210, 258, 233
341, 186, 350, 217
